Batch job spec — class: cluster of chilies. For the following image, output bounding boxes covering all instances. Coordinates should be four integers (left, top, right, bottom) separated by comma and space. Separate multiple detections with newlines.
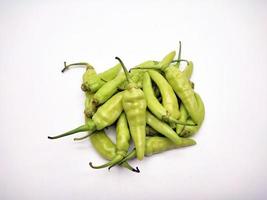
48, 42, 205, 173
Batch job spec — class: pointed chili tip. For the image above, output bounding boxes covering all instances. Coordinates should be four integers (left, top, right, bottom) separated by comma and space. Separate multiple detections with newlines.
48, 136, 53, 139
133, 167, 140, 173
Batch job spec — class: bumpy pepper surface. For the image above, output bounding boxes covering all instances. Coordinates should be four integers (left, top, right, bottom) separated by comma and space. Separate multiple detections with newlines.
116, 57, 147, 161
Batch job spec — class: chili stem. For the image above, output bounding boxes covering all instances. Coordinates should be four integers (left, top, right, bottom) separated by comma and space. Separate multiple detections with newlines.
61, 62, 94, 73
115, 57, 131, 82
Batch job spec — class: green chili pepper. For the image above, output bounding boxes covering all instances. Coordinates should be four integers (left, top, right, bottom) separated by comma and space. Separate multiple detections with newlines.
183, 61, 193, 79
172, 59, 194, 80
142, 72, 193, 126
109, 136, 196, 170
84, 91, 137, 172
164, 64, 201, 124
176, 103, 188, 135
93, 73, 126, 106
148, 70, 180, 120
98, 63, 121, 81
84, 92, 96, 118
61, 62, 98, 117
118, 61, 158, 90
62, 61, 121, 93
178, 93, 205, 137
135, 52, 201, 124
89, 112, 139, 171
146, 111, 187, 145
89, 130, 139, 172
82, 63, 121, 92
116, 57, 147, 161
172, 41, 193, 79
133, 60, 159, 68
48, 92, 123, 139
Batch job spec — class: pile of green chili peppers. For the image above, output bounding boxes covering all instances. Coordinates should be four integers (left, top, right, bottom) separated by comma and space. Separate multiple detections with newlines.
48, 42, 205, 173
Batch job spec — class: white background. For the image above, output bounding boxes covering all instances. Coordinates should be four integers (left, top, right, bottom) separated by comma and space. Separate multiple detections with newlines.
1, 0, 267, 199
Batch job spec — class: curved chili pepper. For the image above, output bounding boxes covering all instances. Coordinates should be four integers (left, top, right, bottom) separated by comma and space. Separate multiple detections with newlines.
178, 93, 205, 137
47, 92, 123, 139
89, 130, 139, 172
146, 111, 188, 145
176, 103, 188, 135
62, 61, 121, 92
143, 72, 195, 126
134, 51, 201, 124
89, 113, 139, 172
148, 70, 180, 120
116, 57, 147, 161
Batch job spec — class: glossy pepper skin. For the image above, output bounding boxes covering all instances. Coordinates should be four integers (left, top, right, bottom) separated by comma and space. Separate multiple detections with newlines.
47, 92, 123, 139
89, 113, 139, 172
178, 93, 205, 137
116, 57, 147, 161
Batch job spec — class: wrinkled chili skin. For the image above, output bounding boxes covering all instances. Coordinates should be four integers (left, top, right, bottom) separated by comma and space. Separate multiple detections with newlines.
123, 84, 147, 161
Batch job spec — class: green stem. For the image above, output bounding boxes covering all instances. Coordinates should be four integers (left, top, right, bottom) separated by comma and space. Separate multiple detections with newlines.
89, 155, 124, 169
108, 150, 137, 171
61, 62, 94, 73
120, 162, 140, 173
73, 131, 95, 141
115, 57, 131, 82
119, 150, 137, 164
177, 41, 182, 67
48, 119, 96, 139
